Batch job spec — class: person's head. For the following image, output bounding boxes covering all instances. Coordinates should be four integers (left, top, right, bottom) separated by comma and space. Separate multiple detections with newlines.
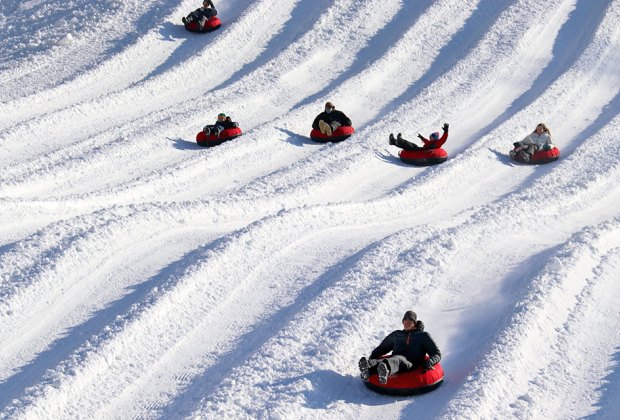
203, 0, 211, 7
402, 310, 417, 330
325, 102, 335, 114
429, 132, 440, 141
534, 123, 550, 136
217, 112, 226, 122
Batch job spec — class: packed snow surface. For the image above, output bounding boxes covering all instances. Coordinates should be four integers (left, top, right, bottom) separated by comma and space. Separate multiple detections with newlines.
1, 0, 620, 418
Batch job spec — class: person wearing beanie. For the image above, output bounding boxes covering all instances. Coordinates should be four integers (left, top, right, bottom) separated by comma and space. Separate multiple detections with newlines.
358, 310, 441, 385
389, 123, 449, 151
312, 101, 352, 136
183, 0, 217, 30
203, 112, 239, 137
509, 123, 553, 162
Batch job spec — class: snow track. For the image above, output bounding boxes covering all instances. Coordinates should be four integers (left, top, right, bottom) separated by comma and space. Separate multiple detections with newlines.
1, 0, 620, 418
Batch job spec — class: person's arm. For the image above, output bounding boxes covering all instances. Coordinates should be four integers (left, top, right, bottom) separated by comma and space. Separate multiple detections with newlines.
369, 332, 395, 359
336, 111, 352, 126
418, 134, 430, 147
434, 124, 448, 148
521, 134, 535, 146
423, 332, 441, 366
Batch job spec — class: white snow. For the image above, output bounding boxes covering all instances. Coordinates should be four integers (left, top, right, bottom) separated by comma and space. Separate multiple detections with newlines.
1, 0, 620, 418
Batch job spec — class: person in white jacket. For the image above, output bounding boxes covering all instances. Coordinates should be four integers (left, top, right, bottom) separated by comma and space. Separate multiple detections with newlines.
510, 123, 554, 162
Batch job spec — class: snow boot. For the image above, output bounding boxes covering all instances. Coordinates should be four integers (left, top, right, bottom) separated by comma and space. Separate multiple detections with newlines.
377, 360, 389, 384
389, 133, 397, 146
358, 357, 370, 382
518, 151, 530, 162
509, 149, 517, 158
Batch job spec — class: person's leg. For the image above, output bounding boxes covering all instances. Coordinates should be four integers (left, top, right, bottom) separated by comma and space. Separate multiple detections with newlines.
318, 120, 328, 135
213, 124, 224, 137
395, 133, 421, 151
383, 355, 412, 376
519, 144, 538, 162
375, 355, 412, 384
319, 120, 332, 136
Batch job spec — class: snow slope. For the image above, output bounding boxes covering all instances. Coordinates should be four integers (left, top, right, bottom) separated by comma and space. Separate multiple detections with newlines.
1, 0, 620, 418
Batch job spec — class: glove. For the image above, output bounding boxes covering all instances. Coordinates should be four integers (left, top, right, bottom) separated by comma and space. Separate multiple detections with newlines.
543, 144, 552, 151
422, 360, 434, 373
442, 123, 449, 132
330, 121, 341, 130
233, 122, 239, 128
417, 133, 424, 140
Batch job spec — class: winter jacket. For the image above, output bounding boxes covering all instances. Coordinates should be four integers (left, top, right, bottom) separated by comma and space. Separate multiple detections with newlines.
189, 2, 217, 22
370, 328, 441, 368
312, 110, 352, 130
418, 130, 448, 149
518, 132, 553, 150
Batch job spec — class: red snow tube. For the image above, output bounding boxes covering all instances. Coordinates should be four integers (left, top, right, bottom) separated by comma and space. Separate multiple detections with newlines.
399, 147, 448, 166
310, 126, 355, 143
512, 147, 560, 164
196, 127, 242, 147
365, 361, 444, 396
184, 16, 222, 33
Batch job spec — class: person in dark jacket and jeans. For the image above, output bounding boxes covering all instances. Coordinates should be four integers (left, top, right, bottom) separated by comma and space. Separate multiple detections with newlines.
203, 112, 238, 137
312, 101, 352, 136
183, 0, 217, 30
359, 310, 441, 384
389, 123, 449, 151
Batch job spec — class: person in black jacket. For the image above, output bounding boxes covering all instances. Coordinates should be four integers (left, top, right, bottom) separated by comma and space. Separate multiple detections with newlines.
359, 310, 441, 384
183, 0, 217, 30
312, 102, 352, 136
203, 113, 238, 137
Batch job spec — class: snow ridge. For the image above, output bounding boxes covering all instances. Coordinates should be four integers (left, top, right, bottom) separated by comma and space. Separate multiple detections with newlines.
1, 0, 620, 418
